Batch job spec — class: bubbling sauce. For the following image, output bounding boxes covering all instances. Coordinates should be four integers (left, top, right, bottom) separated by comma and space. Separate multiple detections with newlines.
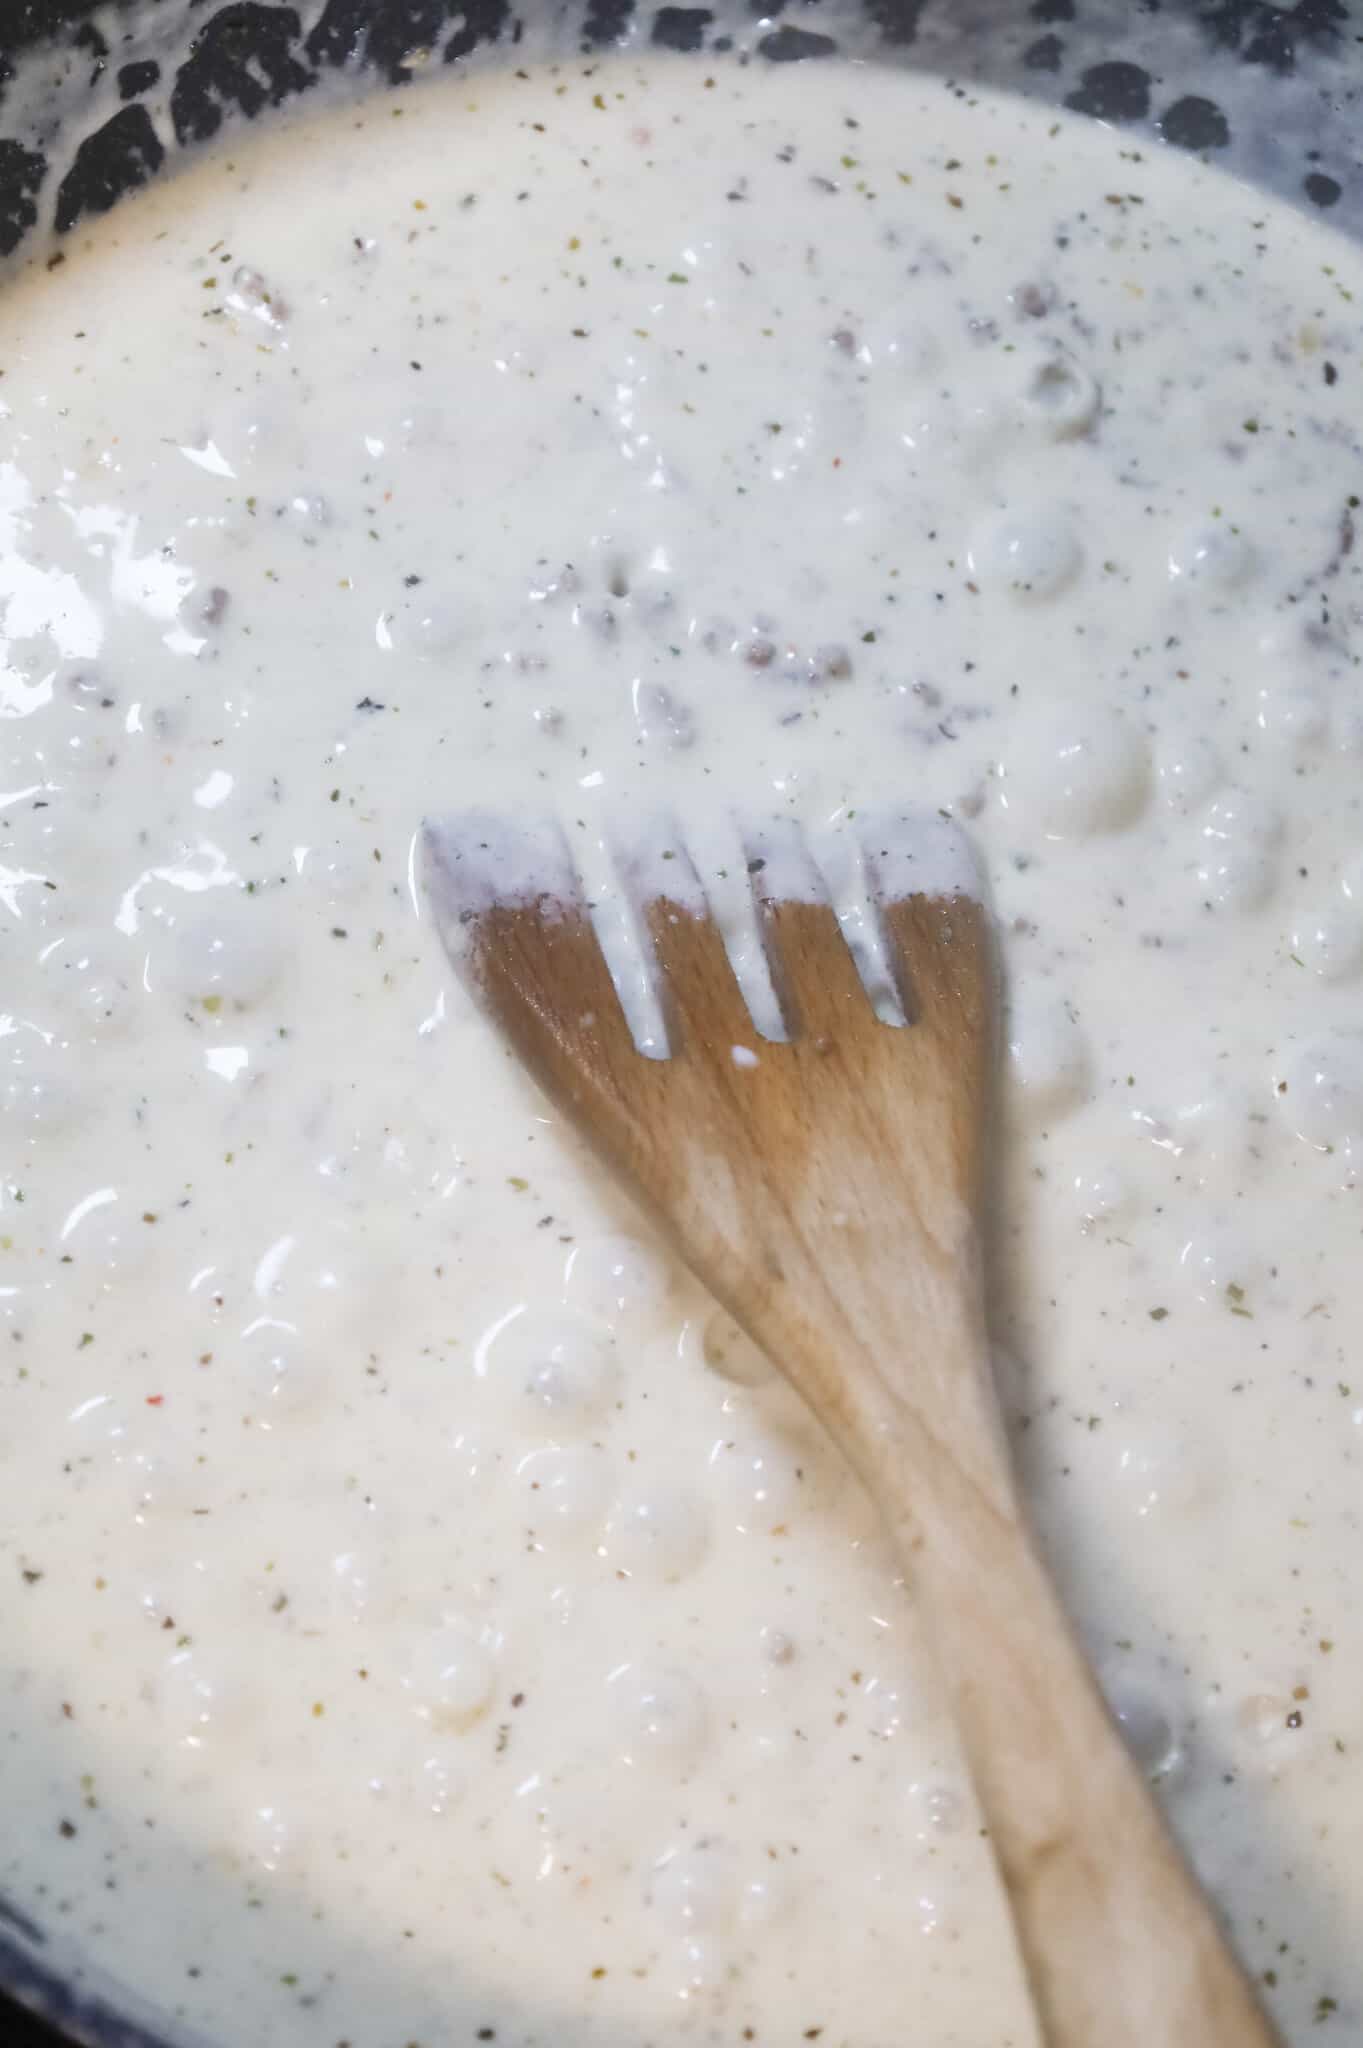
0, 52, 1361, 2048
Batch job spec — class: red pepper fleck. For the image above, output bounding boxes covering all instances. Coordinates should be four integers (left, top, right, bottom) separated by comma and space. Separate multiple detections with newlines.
145, 1394, 164, 1407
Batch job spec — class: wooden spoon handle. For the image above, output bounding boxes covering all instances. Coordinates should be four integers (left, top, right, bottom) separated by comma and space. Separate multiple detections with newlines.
910, 1510, 1276, 2043
855, 1336, 1281, 2048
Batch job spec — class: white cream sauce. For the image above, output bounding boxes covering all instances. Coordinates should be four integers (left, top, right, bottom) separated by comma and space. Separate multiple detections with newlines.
0, 52, 1361, 2048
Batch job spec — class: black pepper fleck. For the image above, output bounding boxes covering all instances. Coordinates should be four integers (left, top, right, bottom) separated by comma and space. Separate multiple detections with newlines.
1304, 171, 1342, 209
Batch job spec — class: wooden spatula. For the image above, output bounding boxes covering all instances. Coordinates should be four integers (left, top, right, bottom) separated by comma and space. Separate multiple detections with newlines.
423, 808, 1281, 2048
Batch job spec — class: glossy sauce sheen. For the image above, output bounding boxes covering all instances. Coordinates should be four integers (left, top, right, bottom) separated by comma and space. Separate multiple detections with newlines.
0, 55, 1361, 2048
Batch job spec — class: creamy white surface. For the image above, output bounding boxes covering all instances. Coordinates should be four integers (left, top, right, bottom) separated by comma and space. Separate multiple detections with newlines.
1, 53, 1361, 2047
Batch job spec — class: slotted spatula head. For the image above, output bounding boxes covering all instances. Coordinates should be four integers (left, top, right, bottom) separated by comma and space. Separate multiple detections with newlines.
422, 808, 993, 1435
